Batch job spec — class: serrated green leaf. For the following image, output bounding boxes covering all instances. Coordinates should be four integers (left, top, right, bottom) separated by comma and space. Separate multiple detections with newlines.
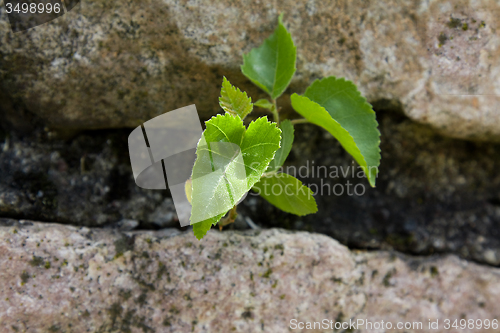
240, 117, 282, 188
267, 119, 294, 172
254, 99, 274, 109
203, 112, 246, 144
301, 77, 381, 187
241, 14, 296, 100
291, 79, 380, 187
252, 173, 317, 216
190, 114, 281, 239
219, 77, 253, 119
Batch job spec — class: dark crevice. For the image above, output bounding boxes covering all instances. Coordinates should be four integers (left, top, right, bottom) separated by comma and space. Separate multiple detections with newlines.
1, 106, 500, 267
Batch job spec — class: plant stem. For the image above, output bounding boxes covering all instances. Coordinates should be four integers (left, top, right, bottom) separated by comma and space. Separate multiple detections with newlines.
271, 99, 280, 125
290, 118, 309, 125
219, 205, 238, 230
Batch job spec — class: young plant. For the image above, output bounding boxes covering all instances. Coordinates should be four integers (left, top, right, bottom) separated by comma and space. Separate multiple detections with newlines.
188, 14, 381, 240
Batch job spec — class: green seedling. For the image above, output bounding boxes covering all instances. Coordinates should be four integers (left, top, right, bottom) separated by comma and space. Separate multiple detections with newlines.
189, 14, 381, 239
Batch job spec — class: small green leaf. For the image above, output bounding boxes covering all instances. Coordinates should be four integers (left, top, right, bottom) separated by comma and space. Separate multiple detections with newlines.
252, 173, 317, 216
190, 114, 281, 239
202, 112, 246, 144
241, 14, 296, 100
219, 77, 253, 119
185, 178, 193, 204
291, 78, 381, 187
254, 99, 274, 109
267, 120, 294, 172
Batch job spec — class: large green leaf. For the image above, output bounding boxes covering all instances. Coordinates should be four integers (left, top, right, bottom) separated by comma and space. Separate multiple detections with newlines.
267, 119, 294, 172
302, 77, 380, 186
219, 77, 253, 119
241, 14, 296, 100
239, 116, 282, 188
190, 114, 281, 239
190, 124, 248, 240
291, 77, 381, 187
252, 173, 317, 216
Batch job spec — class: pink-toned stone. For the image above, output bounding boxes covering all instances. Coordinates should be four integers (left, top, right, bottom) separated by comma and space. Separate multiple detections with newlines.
0, 220, 499, 332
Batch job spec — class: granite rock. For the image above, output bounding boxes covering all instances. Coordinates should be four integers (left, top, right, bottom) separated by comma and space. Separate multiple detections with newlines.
0, 220, 499, 332
1, 0, 500, 140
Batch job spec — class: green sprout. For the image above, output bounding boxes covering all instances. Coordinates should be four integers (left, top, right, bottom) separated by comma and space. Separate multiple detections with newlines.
188, 14, 381, 239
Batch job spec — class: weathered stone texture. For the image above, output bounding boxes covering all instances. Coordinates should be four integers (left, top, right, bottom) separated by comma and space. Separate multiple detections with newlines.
1, 0, 499, 140
0, 221, 499, 332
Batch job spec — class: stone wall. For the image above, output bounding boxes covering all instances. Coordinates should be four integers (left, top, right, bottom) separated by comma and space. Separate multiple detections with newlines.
1, 221, 499, 332
1, 0, 500, 140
